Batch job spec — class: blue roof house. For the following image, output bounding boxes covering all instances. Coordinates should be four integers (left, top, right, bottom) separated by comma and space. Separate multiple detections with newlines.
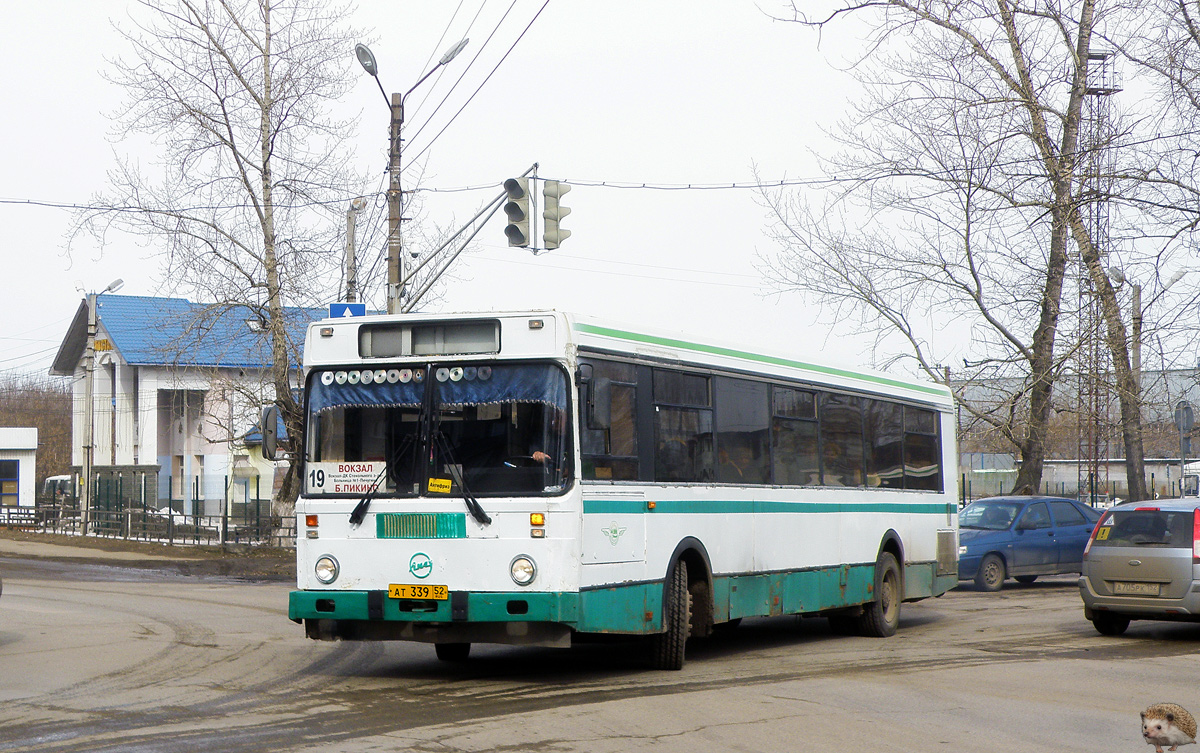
50, 294, 323, 516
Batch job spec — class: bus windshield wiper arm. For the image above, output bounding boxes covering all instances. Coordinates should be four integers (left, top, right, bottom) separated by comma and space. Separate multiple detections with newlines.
433, 430, 492, 526
349, 463, 390, 526
349, 433, 418, 526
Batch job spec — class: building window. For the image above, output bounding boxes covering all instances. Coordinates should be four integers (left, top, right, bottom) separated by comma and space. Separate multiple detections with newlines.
0, 460, 18, 506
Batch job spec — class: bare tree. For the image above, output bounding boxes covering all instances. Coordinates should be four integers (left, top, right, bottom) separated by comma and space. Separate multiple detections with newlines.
768, 0, 1151, 499
0, 373, 72, 483
75, 0, 366, 512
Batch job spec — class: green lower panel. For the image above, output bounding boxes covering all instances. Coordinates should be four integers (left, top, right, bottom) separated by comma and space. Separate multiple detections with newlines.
290, 561, 948, 635
577, 582, 664, 634
715, 563, 875, 622
289, 590, 577, 623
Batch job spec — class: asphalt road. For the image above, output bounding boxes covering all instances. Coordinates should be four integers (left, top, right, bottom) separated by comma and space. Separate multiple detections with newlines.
2, 551, 1199, 753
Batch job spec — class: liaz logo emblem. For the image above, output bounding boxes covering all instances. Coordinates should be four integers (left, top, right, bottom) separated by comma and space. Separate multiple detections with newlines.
601, 523, 627, 547
409, 553, 433, 579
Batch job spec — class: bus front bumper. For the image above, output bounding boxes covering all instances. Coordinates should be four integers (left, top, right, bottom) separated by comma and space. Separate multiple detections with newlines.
289, 588, 578, 624
290, 589, 581, 646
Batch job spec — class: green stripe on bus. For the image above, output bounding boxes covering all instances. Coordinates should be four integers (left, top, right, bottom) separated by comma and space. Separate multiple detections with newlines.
573, 321, 950, 398
583, 498, 956, 515
376, 512, 467, 539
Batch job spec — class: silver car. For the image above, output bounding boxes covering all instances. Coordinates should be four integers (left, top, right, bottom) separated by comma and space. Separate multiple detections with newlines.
1079, 500, 1200, 635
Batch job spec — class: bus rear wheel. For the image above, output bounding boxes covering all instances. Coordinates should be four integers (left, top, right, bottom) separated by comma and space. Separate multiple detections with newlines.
435, 642, 471, 662
857, 552, 901, 638
649, 560, 691, 670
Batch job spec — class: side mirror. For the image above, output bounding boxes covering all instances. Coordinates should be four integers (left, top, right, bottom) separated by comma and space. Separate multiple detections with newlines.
261, 405, 279, 461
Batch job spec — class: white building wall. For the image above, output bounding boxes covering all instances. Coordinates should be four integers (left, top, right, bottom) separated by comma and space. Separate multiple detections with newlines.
112, 356, 137, 466
70, 366, 85, 468
136, 368, 158, 466
65, 355, 290, 513
93, 354, 115, 466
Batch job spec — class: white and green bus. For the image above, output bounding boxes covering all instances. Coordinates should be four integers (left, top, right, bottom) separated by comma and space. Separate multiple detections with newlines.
274, 310, 958, 669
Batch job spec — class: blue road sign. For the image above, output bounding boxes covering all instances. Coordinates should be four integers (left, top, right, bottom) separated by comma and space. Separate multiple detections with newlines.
329, 302, 367, 318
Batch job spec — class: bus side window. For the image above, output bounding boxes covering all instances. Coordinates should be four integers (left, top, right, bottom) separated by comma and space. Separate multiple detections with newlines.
772, 386, 818, 486
715, 377, 769, 485
653, 369, 713, 483
865, 400, 904, 489
580, 359, 639, 481
819, 393, 865, 487
903, 407, 941, 491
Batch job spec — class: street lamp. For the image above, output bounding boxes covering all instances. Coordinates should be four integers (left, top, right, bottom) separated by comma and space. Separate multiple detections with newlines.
81, 277, 124, 535
355, 38, 469, 314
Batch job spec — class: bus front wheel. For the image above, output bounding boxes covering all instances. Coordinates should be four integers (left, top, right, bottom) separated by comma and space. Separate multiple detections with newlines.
649, 560, 691, 670
857, 552, 901, 638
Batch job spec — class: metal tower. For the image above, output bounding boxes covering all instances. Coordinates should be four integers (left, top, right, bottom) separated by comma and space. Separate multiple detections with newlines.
1077, 49, 1122, 504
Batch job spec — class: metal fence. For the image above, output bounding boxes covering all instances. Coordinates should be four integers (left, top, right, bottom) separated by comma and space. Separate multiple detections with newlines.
3, 470, 295, 547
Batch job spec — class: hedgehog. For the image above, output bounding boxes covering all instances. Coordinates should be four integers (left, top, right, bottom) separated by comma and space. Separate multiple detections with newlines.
1142, 703, 1197, 753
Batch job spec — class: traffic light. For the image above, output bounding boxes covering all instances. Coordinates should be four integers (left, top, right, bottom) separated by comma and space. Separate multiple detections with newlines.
542, 180, 572, 249
503, 178, 530, 247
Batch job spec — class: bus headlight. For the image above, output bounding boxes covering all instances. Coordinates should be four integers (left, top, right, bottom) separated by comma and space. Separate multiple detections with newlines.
315, 555, 340, 584
510, 555, 537, 586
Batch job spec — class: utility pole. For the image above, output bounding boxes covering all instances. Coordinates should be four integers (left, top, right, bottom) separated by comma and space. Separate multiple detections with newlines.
346, 198, 365, 303
78, 278, 123, 534
81, 291, 96, 535
387, 93, 404, 313
355, 39, 468, 315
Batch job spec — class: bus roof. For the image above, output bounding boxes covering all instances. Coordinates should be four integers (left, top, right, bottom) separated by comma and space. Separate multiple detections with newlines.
567, 314, 952, 409
304, 309, 953, 410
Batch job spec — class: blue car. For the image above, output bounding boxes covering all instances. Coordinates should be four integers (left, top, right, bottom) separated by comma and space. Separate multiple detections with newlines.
958, 495, 1103, 591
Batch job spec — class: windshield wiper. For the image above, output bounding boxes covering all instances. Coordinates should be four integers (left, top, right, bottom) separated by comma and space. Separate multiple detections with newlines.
349, 463, 389, 526
348, 431, 420, 526
433, 429, 492, 526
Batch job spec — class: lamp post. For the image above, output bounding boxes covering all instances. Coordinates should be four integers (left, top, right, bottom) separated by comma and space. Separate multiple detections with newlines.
345, 197, 366, 303
355, 38, 468, 314
81, 278, 124, 535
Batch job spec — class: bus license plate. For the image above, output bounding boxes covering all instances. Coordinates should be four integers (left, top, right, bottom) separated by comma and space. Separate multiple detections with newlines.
388, 583, 448, 600
1113, 581, 1159, 596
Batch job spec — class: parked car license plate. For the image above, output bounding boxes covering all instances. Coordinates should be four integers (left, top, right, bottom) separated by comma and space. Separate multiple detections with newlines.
388, 583, 448, 600
1113, 581, 1160, 596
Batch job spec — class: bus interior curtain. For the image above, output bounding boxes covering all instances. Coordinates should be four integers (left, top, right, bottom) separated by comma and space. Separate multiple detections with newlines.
309, 378, 425, 414
438, 364, 566, 410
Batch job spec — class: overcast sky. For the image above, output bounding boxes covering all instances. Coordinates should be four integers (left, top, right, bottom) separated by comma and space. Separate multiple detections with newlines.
0, 1, 898, 378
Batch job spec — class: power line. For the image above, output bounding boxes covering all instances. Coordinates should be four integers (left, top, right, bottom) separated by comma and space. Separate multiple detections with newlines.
405, 0, 514, 149
0, 343, 62, 366
10, 122, 1200, 211
558, 251, 762, 280
405, 0, 551, 166
470, 252, 765, 290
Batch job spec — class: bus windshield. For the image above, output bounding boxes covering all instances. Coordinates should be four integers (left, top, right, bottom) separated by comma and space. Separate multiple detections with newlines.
306, 361, 570, 498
